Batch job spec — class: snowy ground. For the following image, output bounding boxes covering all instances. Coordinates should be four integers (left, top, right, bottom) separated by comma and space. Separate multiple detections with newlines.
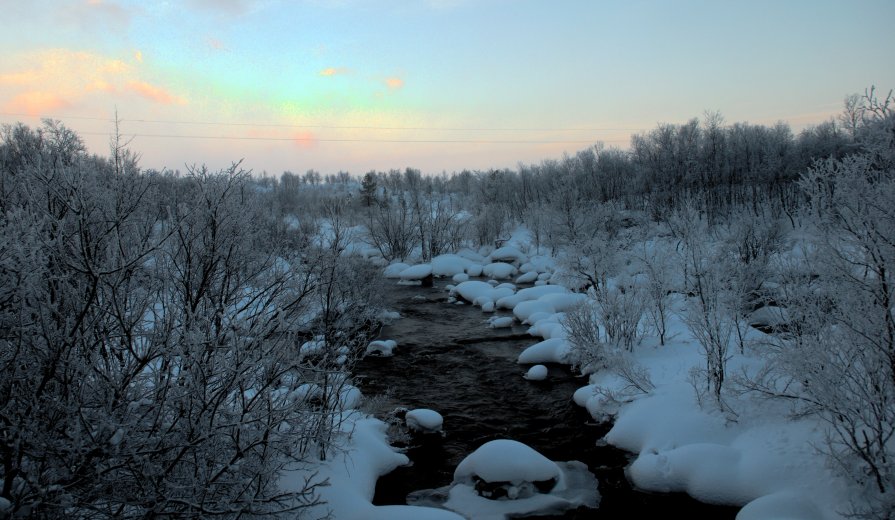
284, 226, 856, 519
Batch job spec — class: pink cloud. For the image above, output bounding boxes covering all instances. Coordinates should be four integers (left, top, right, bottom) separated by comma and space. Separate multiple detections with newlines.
292, 131, 317, 149
207, 37, 227, 51
126, 81, 187, 105
5, 91, 72, 116
385, 77, 404, 90
319, 67, 350, 77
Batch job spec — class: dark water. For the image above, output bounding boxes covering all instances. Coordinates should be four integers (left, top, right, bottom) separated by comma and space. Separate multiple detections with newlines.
355, 280, 739, 519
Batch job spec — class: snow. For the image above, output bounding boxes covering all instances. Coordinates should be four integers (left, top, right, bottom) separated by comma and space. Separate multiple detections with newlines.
518, 337, 571, 364
400, 263, 433, 280
405, 440, 600, 519
453, 439, 562, 486
452, 272, 469, 283
365, 339, 397, 357
515, 271, 539, 284
454, 281, 494, 303
489, 246, 527, 263
406, 408, 444, 433
466, 263, 484, 277
513, 300, 557, 323
282, 416, 463, 520
487, 316, 514, 328
432, 254, 471, 277
495, 284, 567, 309
482, 262, 516, 280
384, 262, 411, 278
525, 364, 548, 380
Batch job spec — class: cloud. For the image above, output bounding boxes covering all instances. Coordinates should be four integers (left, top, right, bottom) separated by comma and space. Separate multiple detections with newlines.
126, 81, 188, 105
319, 67, 350, 77
134, 50, 143, 63
0, 49, 133, 113
5, 91, 72, 116
207, 37, 228, 51
292, 130, 317, 149
384, 77, 404, 90
188, 0, 258, 15
62, 0, 133, 32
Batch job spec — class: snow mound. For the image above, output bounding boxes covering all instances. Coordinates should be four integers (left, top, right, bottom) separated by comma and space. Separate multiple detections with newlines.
452, 273, 469, 283
496, 285, 567, 310
400, 264, 433, 280
454, 439, 562, 488
466, 264, 484, 277
515, 271, 539, 284
454, 281, 496, 304
488, 316, 515, 329
525, 365, 548, 381
518, 338, 571, 364
365, 339, 397, 357
432, 254, 471, 277
408, 440, 599, 520
513, 300, 557, 323
489, 246, 527, 263
406, 409, 444, 433
483, 262, 516, 280
384, 262, 411, 278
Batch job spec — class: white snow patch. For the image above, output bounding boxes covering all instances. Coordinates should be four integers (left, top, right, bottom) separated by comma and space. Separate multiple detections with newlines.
365, 339, 397, 357
525, 364, 549, 381
483, 262, 516, 280
400, 264, 433, 280
518, 338, 571, 364
384, 262, 411, 278
406, 409, 444, 433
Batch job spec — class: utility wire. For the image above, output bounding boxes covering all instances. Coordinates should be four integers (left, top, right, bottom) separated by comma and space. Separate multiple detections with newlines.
76, 131, 607, 145
0, 112, 644, 133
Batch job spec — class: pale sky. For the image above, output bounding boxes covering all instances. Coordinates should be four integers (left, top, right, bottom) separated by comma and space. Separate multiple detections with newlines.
1, 0, 893, 176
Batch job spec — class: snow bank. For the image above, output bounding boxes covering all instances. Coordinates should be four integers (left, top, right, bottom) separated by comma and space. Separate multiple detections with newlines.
515, 271, 539, 284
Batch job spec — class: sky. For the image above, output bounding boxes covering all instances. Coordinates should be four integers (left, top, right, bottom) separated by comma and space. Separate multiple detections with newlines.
1, 0, 893, 176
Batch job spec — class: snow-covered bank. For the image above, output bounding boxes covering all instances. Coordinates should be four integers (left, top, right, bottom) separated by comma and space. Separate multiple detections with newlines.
279, 415, 463, 520
371, 232, 855, 519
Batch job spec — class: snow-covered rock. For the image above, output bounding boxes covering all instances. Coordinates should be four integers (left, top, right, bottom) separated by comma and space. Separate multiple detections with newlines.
365, 339, 397, 357
515, 271, 539, 284
488, 316, 514, 329
400, 264, 434, 281
525, 365, 549, 381
518, 338, 571, 364
406, 409, 444, 433
384, 262, 411, 278
453, 439, 563, 491
489, 246, 527, 263
432, 254, 471, 277
483, 262, 516, 280
452, 273, 470, 283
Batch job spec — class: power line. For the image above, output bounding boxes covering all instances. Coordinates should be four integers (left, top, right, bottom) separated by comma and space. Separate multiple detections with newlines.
76, 131, 608, 145
0, 112, 644, 133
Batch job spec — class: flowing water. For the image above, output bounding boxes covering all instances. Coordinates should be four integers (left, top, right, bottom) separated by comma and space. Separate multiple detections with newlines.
355, 279, 739, 519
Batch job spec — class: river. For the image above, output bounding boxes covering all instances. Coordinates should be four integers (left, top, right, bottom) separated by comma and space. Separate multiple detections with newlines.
355, 279, 739, 518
